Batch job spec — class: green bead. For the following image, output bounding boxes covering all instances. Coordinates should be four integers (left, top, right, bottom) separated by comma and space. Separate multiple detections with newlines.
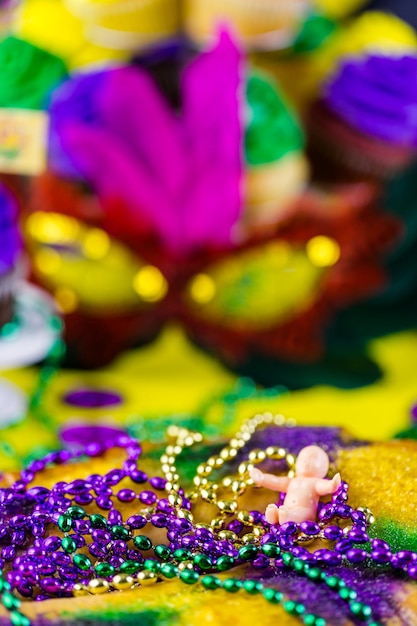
67, 506, 86, 520
111, 525, 130, 541
2, 591, 20, 610
261, 543, 281, 558
324, 575, 339, 588
160, 563, 178, 579
339, 587, 357, 601
144, 559, 161, 573
10, 612, 30, 626
61, 536, 77, 554
154, 545, 172, 561
284, 600, 297, 614
173, 549, 191, 562
303, 615, 316, 626
292, 558, 305, 572
239, 545, 258, 561
314, 618, 326, 626
180, 570, 199, 585
295, 604, 306, 615
223, 579, 242, 593
0, 579, 11, 592
90, 514, 108, 529
95, 562, 115, 577
134, 535, 152, 551
263, 588, 282, 604
73, 554, 91, 571
282, 553, 293, 566
216, 555, 235, 571
361, 605, 373, 619
57, 514, 72, 532
201, 575, 221, 590
120, 560, 142, 574
193, 554, 212, 570
243, 580, 263, 594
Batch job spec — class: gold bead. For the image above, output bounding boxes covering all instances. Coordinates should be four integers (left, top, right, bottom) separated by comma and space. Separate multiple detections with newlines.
207, 457, 223, 468
237, 511, 254, 525
166, 425, 181, 438
164, 472, 178, 482
357, 507, 376, 525
111, 574, 135, 591
239, 432, 252, 442
165, 482, 180, 493
201, 487, 217, 502
168, 493, 183, 507
210, 517, 225, 531
197, 464, 213, 477
343, 524, 353, 536
287, 470, 295, 479
248, 449, 267, 463
178, 509, 194, 522
230, 438, 244, 449
285, 453, 296, 467
252, 526, 265, 537
238, 462, 254, 475
260, 412, 274, 424
178, 561, 194, 572
273, 414, 285, 425
88, 579, 110, 595
296, 533, 315, 546
231, 480, 247, 496
193, 476, 208, 487
195, 523, 213, 532
221, 476, 233, 488
265, 446, 286, 460
183, 435, 197, 447
186, 490, 199, 502
218, 530, 238, 542
137, 571, 158, 586
220, 447, 237, 460
242, 533, 257, 544
217, 500, 238, 515
73, 583, 89, 597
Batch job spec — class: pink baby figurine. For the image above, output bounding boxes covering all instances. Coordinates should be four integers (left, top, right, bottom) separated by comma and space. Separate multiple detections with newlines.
250, 445, 341, 525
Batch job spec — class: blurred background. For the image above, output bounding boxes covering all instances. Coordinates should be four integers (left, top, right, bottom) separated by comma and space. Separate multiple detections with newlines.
0, 0, 416, 469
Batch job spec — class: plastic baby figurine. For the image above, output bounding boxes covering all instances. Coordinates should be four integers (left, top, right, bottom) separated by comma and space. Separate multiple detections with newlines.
250, 445, 341, 525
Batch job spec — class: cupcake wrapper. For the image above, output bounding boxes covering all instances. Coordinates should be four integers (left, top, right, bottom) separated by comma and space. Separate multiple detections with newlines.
307, 102, 415, 181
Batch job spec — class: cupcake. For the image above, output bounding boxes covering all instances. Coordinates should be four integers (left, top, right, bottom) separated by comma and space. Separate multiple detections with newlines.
243, 71, 309, 232
307, 53, 417, 181
63, 0, 180, 51
184, 0, 309, 50
0, 183, 21, 328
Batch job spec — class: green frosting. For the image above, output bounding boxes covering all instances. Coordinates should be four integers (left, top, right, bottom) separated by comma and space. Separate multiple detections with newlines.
292, 12, 338, 54
245, 72, 304, 167
0, 36, 68, 110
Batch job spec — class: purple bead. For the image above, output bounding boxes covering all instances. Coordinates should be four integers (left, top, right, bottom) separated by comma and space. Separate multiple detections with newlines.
149, 476, 166, 490
85, 442, 104, 457
335, 504, 352, 518
108, 509, 123, 525
35, 594, 50, 602
127, 550, 143, 561
27, 459, 45, 473
74, 493, 94, 505
252, 554, 270, 569
280, 522, 297, 536
44, 536, 61, 552
11, 530, 26, 545
151, 514, 167, 529
17, 583, 33, 598
300, 521, 320, 536
0, 525, 8, 539
73, 535, 86, 549
31, 523, 46, 538
52, 552, 71, 566
139, 491, 157, 506
318, 504, 335, 522
371, 539, 390, 550
89, 543, 107, 558
195, 527, 213, 542
291, 546, 310, 559
52, 482, 68, 495
117, 489, 136, 503
228, 520, 243, 534
371, 549, 392, 564
350, 510, 367, 523
314, 549, 343, 566
104, 469, 125, 486
181, 536, 197, 549
94, 485, 113, 496
157, 499, 174, 514
92, 529, 111, 545
2, 546, 16, 561
126, 515, 147, 529
112, 540, 127, 555
346, 548, 368, 563
63, 390, 123, 408
38, 561, 56, 575
334, 539, 353, 554
74, 519, 90, 534
58, 565, 78, 581
129, 470, 147, 484
40, 577, 62, 593
173, 518, 192, 534
27, 486, 50, 499
109, 555, 124, 568
126, 444, 141, 460
408, 564, 417, 579
7, 572, 23, 587
66, 479, 91, 495
96, 496, 113, 510
347, 528, 369, 543
20, 470, 35, 484
321, 525, 343, 541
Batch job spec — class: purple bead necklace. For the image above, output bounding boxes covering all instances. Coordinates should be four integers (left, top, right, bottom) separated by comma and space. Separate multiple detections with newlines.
0, 416, 415, 626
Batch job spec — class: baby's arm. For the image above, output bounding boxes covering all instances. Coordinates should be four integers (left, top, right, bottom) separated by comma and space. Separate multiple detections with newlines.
250, 468, 290, 493
315, 473, 341, 496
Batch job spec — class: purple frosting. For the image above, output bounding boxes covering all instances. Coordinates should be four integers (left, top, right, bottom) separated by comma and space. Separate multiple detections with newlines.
0, 183, 20, 275
324, 54, 417, 146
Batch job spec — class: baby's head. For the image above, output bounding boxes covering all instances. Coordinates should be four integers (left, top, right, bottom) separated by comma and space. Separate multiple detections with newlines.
295, 445, 329, 478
